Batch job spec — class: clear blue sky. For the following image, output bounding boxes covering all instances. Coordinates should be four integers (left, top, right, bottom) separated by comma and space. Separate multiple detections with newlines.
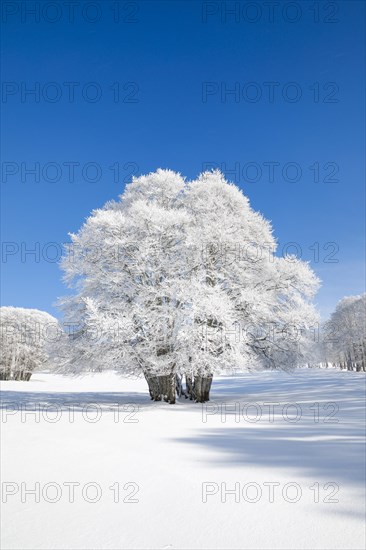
1, 0, 365, 319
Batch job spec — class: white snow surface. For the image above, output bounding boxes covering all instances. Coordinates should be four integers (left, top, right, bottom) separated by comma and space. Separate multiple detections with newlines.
1, 369, 365, 550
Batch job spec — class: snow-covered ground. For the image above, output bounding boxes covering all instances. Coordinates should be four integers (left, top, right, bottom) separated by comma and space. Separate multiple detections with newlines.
1, 369, 365, 550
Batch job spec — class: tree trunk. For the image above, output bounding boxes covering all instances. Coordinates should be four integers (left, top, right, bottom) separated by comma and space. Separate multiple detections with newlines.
360, 340, 366, 371
176, 374, 188, 398
159, 374, 176, 404
186, 374, 194, 400
192, 374, 213, 403
346, 353, 353, 371
144, 372, 176, 404
144, 373, 161, 401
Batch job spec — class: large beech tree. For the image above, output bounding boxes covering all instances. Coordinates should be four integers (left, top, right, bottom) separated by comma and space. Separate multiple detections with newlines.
57, 170, 319, 402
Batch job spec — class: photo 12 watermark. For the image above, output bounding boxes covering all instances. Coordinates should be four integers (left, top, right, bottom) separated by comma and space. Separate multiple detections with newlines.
201, 481, 340, 503
1, 82, 139, 104
1, 1, 140, 24
201, 1, 340, 24
1, 161, 140, 184
201, 401, 340, 423
1, 402, 140, 424
201, 81, 339, 104
1, 481, 140, 503
201, 161, 340, 184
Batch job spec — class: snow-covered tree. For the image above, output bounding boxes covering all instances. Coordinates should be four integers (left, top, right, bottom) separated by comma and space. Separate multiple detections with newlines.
58, 169, 320, 402
0, 307, 59, 380
324, 294, 366, 371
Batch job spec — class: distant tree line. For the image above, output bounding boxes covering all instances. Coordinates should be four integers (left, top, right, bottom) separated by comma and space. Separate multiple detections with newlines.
322, 294, 366, 372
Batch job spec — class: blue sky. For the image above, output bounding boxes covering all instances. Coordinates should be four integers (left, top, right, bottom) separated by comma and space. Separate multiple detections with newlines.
1, 0, 365, 319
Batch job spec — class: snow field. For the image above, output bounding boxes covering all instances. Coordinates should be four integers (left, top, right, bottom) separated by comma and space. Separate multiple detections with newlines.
1, 369, 365, 549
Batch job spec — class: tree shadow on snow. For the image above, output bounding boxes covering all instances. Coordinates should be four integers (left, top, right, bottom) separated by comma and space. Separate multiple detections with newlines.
174, 372, 365, 518
0, 389, 155, 413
